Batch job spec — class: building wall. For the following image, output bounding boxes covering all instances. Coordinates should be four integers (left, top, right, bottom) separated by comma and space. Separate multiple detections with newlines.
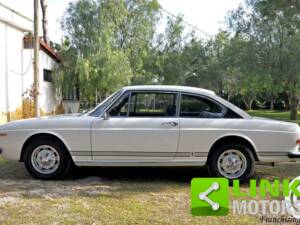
0, 21, 30, 123
0, 21, 6, 124
39, 51, 63, 115
0, 3, 33, 124
0, 4, 63, 124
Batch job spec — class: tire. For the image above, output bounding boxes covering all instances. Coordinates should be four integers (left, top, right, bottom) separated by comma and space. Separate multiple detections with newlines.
23, 137, 72, 180
207, 143, 255, 182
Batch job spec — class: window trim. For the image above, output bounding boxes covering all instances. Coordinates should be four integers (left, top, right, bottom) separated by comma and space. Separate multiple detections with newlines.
107, 92, 130, 118
89, 90, 123, 117
105, 90, 180, 118
178, 92, 227, 119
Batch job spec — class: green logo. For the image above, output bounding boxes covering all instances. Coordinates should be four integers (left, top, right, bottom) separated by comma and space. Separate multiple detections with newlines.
191, 178, 229, 216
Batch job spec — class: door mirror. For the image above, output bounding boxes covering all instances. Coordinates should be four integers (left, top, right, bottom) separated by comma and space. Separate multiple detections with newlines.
102, 112, 109, 120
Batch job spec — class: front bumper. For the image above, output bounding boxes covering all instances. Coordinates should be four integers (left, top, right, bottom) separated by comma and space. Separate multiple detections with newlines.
288, 152, 300, 158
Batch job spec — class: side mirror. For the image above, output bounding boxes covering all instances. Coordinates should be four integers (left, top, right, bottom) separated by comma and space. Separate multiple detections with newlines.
102, 112, 109, 120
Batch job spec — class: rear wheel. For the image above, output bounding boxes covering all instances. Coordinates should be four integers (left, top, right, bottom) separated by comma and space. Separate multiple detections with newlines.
207, 143, 255, 182
24, 137, 72, 180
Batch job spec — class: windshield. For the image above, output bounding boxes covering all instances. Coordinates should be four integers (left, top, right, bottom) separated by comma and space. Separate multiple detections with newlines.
88, 90, 122, 116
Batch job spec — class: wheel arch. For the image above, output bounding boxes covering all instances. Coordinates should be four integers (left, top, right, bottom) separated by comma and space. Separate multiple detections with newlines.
20, 132, 71, 162
208, 134, 259, 162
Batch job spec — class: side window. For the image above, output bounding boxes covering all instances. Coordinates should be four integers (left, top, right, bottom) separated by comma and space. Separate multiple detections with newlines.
180, 94, 223, 118
107, 93, 129, 117
129, 92, 177, 117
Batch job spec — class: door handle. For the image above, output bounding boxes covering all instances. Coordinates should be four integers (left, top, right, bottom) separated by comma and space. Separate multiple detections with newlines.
161, 121, 178, 126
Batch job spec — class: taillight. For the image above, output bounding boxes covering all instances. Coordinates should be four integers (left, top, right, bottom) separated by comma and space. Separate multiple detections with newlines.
296, 139, 300, 145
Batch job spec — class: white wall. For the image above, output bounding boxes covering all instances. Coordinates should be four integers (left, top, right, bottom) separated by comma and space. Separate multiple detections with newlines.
39, 50, 61, 114
7, 25, 24, 112
0, 20, 29, 123
0, 2, 62, 123
0, 3, 33, 123
0, 2, 32, 32
0, 21, 6, 123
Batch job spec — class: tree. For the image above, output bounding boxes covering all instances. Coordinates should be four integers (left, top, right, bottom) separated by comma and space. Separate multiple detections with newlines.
40, 0, 49, 43
228, 0, 300, 118
58, 0, 160, 103
142, 15, 189, 85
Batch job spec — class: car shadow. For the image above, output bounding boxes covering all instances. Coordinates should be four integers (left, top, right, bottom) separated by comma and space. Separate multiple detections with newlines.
69, 166, 210, 183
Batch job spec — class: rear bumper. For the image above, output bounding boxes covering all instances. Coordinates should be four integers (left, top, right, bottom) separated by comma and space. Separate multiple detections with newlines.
288, 152, 300, 158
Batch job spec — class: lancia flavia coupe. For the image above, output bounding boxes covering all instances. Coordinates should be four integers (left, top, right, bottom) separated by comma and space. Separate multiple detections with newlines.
0, 85, 300, 181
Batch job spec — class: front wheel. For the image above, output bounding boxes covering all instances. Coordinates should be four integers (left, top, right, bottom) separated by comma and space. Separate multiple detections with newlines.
207, 143, 255, 182
24, 137, 72, 180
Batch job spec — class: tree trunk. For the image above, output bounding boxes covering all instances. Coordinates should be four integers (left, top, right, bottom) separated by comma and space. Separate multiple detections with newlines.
243, 97, 253, 111
285, 93, 290, 110
290, 94, 298, 120
249, 99, 253, 111
227, 92, 232, 102
270, 94, 274, 110
40, 0, 49, 44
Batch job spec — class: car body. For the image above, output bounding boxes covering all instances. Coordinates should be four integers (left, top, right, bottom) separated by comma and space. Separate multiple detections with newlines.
0, 85, 300, 180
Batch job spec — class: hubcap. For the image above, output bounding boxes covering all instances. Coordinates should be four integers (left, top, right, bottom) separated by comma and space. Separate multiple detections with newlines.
217, 149, 247, 179
31, 145, 60, 174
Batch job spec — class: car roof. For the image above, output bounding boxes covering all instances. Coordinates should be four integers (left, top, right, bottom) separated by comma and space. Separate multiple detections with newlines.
122, 85, 216, 96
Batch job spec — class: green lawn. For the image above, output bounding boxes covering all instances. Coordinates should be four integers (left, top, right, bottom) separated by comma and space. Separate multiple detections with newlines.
248, 110, 300, 124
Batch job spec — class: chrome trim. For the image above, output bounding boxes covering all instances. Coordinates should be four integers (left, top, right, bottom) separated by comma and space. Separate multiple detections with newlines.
101, 89, 181, 118
74, 160, 207, 167
70, 151, 92, 156
257, 152, 288, 156
70, 151, 209, 157
288, 152, 300, 158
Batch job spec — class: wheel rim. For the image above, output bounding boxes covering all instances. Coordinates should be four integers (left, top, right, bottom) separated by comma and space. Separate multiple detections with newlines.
31, 145, 60, 175
217, 149, 247, 179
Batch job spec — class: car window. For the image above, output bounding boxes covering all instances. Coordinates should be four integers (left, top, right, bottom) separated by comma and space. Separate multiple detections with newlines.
88, 89, 122, 116
108, 93, 129, 117
129, 92, 177, 117
180, 94, 223, 118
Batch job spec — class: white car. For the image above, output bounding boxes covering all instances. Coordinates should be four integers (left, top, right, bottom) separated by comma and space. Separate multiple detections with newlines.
0, 85, 300, 181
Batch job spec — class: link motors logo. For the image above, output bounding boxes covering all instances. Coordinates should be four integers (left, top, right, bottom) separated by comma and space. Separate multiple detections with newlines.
191, 177, 300, 217
191, 178, 229, 216
285, 176, 300, 218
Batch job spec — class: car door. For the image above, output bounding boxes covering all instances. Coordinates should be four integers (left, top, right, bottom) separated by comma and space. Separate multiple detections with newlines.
178, 93, 226, 158
91, 91, 180, 160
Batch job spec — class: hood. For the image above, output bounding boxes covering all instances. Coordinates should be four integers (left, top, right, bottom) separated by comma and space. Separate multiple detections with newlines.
0, 113, 86, 131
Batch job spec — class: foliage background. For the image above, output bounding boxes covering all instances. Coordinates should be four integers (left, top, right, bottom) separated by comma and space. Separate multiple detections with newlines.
54, 0, 300, 119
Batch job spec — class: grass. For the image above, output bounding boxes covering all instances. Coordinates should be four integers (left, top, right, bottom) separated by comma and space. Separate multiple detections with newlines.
0, 110, 299, 224
1, 157, 299, 224
0, 158, 269, 225
247, 110, 300, 124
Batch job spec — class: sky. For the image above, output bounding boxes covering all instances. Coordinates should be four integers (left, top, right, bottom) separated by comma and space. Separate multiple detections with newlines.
1, 0, 244, 42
